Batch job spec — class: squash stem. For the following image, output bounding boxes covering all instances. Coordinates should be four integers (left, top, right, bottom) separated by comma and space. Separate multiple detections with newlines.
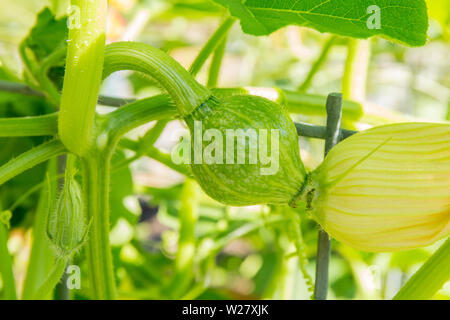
82, 154, 116, 300
207, 29, 230, 88
103, 42, 211, 117
59, 0, 107, 156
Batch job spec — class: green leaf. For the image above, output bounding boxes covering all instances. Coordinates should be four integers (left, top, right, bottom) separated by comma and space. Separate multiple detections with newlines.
22, 7, 68, 62
212, 0, 429, 46
170, 0, 223, 15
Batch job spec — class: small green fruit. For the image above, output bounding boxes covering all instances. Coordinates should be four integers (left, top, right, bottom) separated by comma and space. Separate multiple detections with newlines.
184, 94, 307, 206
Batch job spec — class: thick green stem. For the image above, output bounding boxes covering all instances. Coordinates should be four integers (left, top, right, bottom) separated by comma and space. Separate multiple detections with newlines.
103, 42, 211, 117
59, 0, 107, 156
314, 93, 343, 300
119, 139, 191, 177
81, 154, 116, 300
189, 17, 235, 77
298, 35, 337, 92
394, 238, 450, 300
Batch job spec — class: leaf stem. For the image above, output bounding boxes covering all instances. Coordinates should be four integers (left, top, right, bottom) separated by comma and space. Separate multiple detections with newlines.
394, 238, 450, 300
139, 120, 169, 150
119, 138, 191, 177
189, 17, 235, 77
207, 32, 229, 88
298, 35, 337, 92
314, 93, 343, 300
0, 139, 67, 187
104, 94, 176, 141
342, 39, 370, 101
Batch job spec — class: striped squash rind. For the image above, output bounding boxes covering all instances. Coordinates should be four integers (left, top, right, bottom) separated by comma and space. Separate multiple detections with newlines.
185, 95, 306, 206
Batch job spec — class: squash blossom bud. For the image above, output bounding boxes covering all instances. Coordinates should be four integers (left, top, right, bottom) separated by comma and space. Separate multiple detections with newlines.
47, 176, 88, 258
307, 123, 450, 252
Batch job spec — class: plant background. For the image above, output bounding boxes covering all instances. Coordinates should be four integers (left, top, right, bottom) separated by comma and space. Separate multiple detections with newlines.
0, 0, 449, 300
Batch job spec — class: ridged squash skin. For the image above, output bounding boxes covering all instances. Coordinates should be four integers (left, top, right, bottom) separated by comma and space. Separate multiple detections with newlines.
184, 94, 306, 206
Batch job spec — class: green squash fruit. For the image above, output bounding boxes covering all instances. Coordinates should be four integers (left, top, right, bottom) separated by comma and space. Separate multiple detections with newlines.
102, 42, 307, 206
184, 94, 307, 206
